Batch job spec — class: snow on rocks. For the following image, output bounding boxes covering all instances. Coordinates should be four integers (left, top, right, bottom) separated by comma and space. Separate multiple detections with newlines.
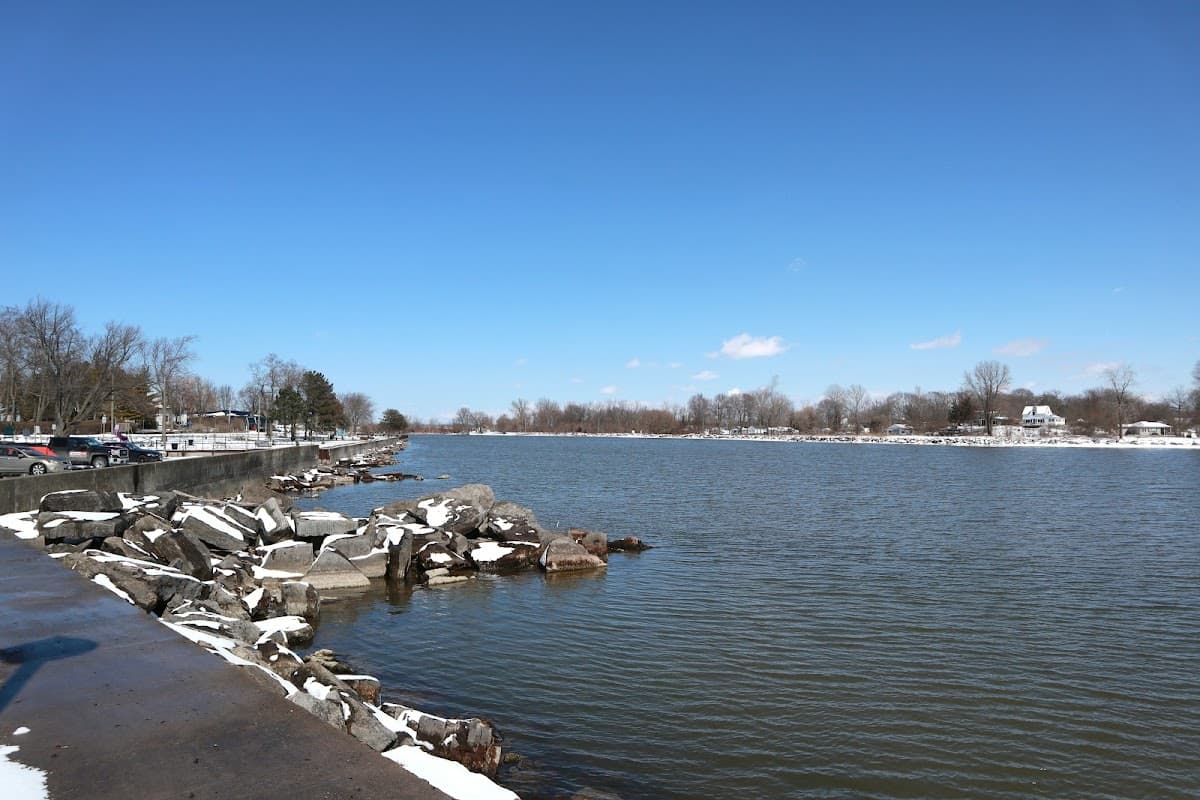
4, 471, 652, 800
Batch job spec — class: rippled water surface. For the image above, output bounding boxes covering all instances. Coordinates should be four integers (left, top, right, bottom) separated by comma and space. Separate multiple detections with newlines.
297, 435, 1200, 799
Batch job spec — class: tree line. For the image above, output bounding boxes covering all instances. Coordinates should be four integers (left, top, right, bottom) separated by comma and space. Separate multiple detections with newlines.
440, 360, 1200, 438
0, 300, 392, 437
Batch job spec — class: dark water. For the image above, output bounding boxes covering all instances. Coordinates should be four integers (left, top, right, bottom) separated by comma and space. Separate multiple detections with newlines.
297, 435, 1200, 800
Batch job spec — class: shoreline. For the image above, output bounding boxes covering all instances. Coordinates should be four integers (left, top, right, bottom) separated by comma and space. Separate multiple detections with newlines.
455, 430, 1200, 450
0, 444, 636, 800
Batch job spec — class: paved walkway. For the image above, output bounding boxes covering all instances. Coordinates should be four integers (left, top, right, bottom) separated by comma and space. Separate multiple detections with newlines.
0, 532, 450, 800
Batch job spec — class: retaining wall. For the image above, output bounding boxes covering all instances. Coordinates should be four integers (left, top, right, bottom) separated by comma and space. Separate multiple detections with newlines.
0, 437, 404, 515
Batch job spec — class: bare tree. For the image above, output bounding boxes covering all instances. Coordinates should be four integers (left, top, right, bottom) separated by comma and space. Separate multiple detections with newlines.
510, 398, 531, 432
964, 360, 1012, 435
146, 335, 196, 445
846, 384, 868, 433
17, 299, 84, 431
340, 392, 375, 436
823, 384, 847, 431
1103, 363, 1136, 439
1165, 386, 1191, 435
687, 393, 711, 432
216, 384, 235, 412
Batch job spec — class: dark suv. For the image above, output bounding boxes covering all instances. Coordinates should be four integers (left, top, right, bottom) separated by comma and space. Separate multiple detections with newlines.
122, 441, 162, 462
47, 436, 128, 468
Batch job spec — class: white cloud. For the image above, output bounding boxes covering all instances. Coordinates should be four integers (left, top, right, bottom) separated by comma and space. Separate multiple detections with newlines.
995, 338, 1047, 357
691, 370, 719, 381
570, 377, 584, 384
788, 257, 807, 273
1112, 287, 1125, 295
909, 330, 962, 351
625, 358, 641, 368
600, 385, 618, 395
668, 362, 683, 369
726, 387, 742, 396
1074, 361, 1120, 380
709, 333, 788, 360
513, 357, 528, 366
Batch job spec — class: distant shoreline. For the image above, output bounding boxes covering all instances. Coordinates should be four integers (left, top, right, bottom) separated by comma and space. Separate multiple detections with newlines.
451, 430, 1200, 450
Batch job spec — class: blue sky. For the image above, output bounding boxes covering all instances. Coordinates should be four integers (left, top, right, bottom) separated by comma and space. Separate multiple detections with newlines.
2, 2, 1197, 422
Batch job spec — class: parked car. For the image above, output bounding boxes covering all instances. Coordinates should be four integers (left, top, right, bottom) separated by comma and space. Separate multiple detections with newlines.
47, 436, 128, 468
0, 443, 68, 476
121, 441, 163, 462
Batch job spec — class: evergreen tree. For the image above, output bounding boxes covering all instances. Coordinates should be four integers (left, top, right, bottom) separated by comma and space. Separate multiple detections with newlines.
380, 408, 408, 432
274, 385, 305, 438
301, 370, 343, 434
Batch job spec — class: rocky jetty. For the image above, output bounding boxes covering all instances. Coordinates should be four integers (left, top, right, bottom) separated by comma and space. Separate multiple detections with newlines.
0, 467, 651, 800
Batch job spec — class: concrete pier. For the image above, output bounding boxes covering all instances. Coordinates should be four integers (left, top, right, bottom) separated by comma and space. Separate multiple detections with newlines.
0, 533, 449, 800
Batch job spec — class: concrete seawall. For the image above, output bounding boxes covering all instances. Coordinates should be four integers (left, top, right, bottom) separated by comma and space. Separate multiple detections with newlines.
0, 436, 404, 515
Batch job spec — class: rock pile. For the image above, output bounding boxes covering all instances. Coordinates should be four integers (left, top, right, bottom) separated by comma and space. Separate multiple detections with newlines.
0, 476, 651, 800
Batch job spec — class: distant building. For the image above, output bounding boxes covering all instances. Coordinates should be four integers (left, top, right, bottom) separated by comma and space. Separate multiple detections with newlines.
1021, 405, 1066, 437
886, 423, 913, 435
1122, 421, 1173, 437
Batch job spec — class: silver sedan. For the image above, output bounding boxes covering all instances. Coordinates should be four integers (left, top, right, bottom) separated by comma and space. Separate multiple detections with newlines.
0, 444, 68, 476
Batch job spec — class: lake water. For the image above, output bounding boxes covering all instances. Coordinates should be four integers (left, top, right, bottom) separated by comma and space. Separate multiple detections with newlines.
296, 434, 1199, 799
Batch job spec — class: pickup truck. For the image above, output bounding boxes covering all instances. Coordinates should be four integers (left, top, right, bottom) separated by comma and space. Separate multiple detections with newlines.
47, 436, 128, 468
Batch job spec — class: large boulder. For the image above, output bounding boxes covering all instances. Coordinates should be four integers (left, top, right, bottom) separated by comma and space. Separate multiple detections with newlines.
482, 501, 542, 542
147, 530, 215, 581
301, 549, 371, 590
348, 550, 388, 579
384, 528, 413, 581
569, 529, 608, 559
254, 497, 293, 544
538, 538, 607, 573
292, 511, 357, 542
38, 511, 133, 544
412, 484, 495, 535
384, 705, 503, 777
324, 532, 375, 560
63, 551, 205, 612
414, 542, 470, 573
259, 540, 315, 573
39, 490, 123, 514
466, 541, 540, 573
178, 504, 255, 552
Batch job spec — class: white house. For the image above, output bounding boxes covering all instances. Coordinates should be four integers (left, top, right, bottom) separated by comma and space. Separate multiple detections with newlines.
1021, 405, 1066, 437
1122, 421, 1173, 437
886, 423, 913, 435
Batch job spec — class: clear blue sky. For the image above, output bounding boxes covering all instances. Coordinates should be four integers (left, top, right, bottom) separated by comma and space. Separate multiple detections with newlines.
3, 1, 1197, 422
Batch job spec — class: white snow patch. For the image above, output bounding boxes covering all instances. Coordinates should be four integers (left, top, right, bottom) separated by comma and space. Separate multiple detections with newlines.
417, 498, 453, 528
490, 516, 514, 532
255, 507, 279, 533
0, 745, 48, 799
252, 565, 304, 580
92, 574, 135, 604
469, 542, 514, 563
254, 616, 309, 635
0, 512, 39, 539
52, 511, 120, 521
12, 727, 30, 736
303, 677, 334, 702
426, 551, 452, 564
382, 746, 518, 800
160, 619, 237, 651
256, 540, 309, 556
243, 587, 264, 610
